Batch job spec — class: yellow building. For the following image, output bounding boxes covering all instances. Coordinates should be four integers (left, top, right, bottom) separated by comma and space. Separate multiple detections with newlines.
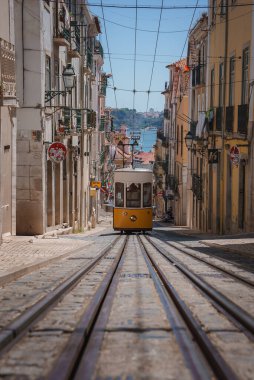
207, 0, 253, 233
162, 59, 189, 225
186, 14, 208, 231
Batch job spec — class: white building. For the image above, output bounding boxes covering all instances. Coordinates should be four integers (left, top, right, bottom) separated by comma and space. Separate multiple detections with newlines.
0, 0, 17, 242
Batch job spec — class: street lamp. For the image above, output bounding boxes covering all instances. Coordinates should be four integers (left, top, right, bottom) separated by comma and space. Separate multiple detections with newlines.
62, 63, 76, 90
45, 63, 76, 102
185, 131, 193, 150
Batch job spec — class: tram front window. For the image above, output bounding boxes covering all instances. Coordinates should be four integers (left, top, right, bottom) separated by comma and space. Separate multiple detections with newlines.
126, 183, 141, 208
115, 182, 124, 207
143, 183, 152, 207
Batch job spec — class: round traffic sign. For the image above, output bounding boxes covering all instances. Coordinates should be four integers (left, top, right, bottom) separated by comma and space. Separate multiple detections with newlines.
48, 142, 67, 163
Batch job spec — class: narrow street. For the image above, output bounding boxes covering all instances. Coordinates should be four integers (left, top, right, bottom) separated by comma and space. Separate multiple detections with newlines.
0, 212, 253, 379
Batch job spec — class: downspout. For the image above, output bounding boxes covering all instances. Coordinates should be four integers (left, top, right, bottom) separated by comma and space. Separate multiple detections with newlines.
220, 0, 228, 234
80, 5, 86, 230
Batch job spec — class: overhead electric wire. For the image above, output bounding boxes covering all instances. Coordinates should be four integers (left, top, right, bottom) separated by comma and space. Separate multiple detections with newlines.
100, 0, 118, 108
146, 0, 164, 113
132, 0, 138, 130
85, 2, 254, 10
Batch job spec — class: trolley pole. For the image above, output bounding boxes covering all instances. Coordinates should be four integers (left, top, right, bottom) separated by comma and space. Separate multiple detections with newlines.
118, 139, 139, 169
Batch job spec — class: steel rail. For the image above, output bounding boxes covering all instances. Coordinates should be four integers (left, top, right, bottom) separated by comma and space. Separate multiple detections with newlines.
153, 230, 254, 288
0, 235, 121, 353
47, 235, 128, 380
145, 235, 254, 335
138, 236, 239, 380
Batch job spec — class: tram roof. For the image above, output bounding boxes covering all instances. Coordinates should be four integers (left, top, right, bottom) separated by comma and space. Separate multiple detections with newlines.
114, 167, 153, 173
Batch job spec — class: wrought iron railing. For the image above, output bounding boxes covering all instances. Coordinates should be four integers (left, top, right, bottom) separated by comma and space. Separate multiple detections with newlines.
192, 173, 202, 200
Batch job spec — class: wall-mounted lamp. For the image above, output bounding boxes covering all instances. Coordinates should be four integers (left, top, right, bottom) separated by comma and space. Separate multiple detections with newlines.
185, 131, 193, 150
45, 63, 76, 103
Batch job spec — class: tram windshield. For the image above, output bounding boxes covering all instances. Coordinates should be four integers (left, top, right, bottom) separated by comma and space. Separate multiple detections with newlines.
115, 182, 124, 207
126, 183, 141, 208
143, 183, 152, 207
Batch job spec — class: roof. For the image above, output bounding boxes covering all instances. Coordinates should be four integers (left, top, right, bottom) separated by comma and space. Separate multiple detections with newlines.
114, 167, 153, 173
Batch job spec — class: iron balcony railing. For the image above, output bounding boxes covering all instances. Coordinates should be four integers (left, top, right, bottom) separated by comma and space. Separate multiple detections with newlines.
168, 175, 178, 193
85, 47, 93, 71
70, 22, 80, 54
216, 107, 223, 131
226, 106, 234, 133
192, 173, 202, 200
238, 104, 248, 134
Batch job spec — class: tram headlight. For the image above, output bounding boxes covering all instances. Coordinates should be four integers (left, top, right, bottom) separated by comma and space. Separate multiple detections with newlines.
130, 215, 137, 222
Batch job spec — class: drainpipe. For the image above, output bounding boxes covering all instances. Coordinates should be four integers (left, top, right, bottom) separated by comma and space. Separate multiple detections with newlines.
79, 5, 86, 230
220, 0, 228, 235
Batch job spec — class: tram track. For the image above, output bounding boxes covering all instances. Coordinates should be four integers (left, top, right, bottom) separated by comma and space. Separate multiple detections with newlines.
153, 230, 254, 288
0, 235, 121, 354
0, 233, 253, 379
138, 235, 238, 380
143, 235, 254, 336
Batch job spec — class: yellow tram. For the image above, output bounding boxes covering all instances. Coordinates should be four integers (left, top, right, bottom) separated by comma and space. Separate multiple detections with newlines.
113, 168, 153, 233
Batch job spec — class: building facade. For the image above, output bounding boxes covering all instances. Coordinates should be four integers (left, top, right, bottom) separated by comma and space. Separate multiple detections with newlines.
0, 0, 17, 242
14, 0, 103, 235
206, 0, 253, 233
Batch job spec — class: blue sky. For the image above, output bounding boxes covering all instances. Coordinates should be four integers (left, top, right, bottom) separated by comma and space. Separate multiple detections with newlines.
89, 1, 207, 112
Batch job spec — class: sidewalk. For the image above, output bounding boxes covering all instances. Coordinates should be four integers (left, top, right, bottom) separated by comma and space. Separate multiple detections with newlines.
156, 223, 254, 257
0, 212, 113, 281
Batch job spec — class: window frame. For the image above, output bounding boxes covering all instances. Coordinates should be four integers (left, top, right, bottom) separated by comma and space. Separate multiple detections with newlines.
241, 46, 249, 105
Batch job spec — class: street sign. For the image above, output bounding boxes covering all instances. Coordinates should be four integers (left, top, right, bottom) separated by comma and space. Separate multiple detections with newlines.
48, 142, 67, 163
208, 149, 219, 164
230, 145, 240, 167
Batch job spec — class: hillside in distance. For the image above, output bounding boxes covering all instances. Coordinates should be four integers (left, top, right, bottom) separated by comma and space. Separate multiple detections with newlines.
111, 108, 163, 130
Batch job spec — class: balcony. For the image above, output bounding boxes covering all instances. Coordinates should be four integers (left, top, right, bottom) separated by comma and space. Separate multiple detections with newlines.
157, 130, 166, 142
0, 39, 16, 105
192, 173, 202, 200
94, 40, 104, 59
54, 4, 71, 47
192, 65, 201, 87
168, 175, 178, 193
225, 106, 234, 133
216, 107, 223, 131
68, 21, 81, 58
84, 47, 93, 74
238, 104, 248, 134
54, 27, 71, 47
87, 110, 96, 129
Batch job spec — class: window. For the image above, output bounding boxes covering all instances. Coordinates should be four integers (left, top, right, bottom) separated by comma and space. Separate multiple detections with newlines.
45, 55, 51, 92
241, 47, 249, 105
229, 56, 235, 106
220, 0, 226, 15
126, 183, 141, 208
219, 62, 224, 106
210, 68, 215, 107
115, 182, 124, 207
143, 183, 152, 207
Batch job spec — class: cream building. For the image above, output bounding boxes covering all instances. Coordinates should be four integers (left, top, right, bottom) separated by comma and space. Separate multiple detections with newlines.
0, 0, 17, 242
